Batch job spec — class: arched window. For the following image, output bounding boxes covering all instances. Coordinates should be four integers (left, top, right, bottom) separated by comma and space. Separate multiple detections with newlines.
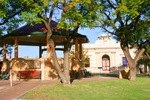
102, 55, 110, 71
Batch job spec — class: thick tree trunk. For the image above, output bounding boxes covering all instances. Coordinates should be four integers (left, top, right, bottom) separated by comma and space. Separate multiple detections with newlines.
122, 46, 145, 80
129, 67, 136, 80
63, 43, 71, 86
48, 39, 71, 86
43, 19, 71, 86
127, 60, 137, 80
42, 3, 71, 86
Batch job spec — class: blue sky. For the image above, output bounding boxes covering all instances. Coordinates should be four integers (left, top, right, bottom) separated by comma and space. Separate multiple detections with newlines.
8, 27, 103, 59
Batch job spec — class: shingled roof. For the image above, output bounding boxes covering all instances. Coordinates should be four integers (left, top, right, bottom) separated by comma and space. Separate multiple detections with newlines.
8, 20, 57, 36
0, 20, 89, 46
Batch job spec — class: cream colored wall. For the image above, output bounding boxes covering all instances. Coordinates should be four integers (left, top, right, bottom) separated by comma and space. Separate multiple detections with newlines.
83, 34, 135, 73
85, 48, 125, 73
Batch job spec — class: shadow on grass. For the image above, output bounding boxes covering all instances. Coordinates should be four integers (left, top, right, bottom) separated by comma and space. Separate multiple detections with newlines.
98, 73, 150, 78
137, 74, 150, 78
93, 73, 119, 78
83, 72, 150, 81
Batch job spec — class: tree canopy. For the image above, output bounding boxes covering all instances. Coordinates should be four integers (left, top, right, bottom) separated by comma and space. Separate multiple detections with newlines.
95, 0, 150, 80
97, 0, 150, 48
0, 0, 149, 82
0, 0, 27, 33
0, 0, 99, 86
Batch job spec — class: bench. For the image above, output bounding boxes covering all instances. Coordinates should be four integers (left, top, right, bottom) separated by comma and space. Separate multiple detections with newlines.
18, 70, 41, 80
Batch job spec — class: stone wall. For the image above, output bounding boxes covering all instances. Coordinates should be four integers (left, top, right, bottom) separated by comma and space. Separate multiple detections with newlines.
1, 57, 84, 80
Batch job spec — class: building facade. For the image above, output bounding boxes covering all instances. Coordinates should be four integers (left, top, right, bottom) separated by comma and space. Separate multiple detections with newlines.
83, 34, 136, 73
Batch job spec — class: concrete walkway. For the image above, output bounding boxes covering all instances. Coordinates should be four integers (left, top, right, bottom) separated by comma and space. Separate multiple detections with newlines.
0, 76, 118, 100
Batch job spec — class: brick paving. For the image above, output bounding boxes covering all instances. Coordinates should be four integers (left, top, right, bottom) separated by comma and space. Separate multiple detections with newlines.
0, 79, 60, 100
0, 76, 118, 100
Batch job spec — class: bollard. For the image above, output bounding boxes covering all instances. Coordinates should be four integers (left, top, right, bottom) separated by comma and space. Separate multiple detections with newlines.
9, 72, 13, 87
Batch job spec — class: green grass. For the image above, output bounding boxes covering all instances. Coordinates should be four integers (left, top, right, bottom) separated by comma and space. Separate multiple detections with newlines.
20, 76, 150, 100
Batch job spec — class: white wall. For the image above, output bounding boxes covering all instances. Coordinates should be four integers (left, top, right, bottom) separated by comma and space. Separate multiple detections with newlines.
83, 34, 135, 73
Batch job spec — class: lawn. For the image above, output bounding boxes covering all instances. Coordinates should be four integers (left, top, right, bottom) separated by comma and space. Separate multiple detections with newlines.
20, 75, 150, 100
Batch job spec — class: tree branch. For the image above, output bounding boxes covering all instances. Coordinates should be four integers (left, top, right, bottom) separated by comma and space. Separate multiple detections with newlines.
116, 11, 124, 26
104, 12, 111, 20
73, 24, 79, 33
97, 18, 114, 34
48, 3, 56, 24
107, 0, 116, 9
129, 15, 140, 31
145, 52, 150, 59
0, 8, 23, 25
103, 26, 115, 34
134, 48, 145, 63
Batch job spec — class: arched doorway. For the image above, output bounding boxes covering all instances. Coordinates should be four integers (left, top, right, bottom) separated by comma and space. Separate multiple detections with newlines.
102, 55, 110, 71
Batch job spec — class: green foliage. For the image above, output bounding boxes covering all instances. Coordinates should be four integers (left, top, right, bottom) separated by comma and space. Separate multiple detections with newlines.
70, 46, 89, 64
0, 0, 7, 18
0, 0, 50, 32
20, 11, 43, 24
116, 0, 145, 18
96, 0, 150, 51
1, 0, 149, 58
0, 0, 50, 55
58, 0, 101, 31
0, 0, 26, 32
19, 0, 46, 24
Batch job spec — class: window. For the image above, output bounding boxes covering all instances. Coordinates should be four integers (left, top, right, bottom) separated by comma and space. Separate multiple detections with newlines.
102, 55, 110, 71
122, 57, 127, 66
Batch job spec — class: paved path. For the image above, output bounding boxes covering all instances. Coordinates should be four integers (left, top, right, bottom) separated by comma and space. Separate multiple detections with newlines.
0, 79, 60, 100
0, 76, 118, 100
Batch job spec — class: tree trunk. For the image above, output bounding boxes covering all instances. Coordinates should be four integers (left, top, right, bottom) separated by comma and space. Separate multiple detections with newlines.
63, 43, 71, 86
48, 39, 71, 86
43, 19, 71, 86
127, 60, 137, 80
144, 64, 147, 73
122, 46, 145, 80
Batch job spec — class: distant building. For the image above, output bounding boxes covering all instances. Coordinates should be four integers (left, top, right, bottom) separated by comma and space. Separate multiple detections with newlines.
83, 34, 136, 73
